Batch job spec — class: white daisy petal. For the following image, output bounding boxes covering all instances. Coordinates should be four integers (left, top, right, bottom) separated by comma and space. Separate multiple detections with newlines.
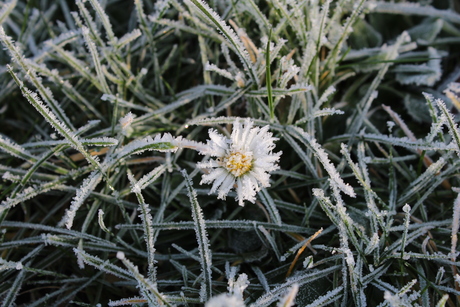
208, 129, 228, 149
210, 170, 231, 194
217, 174, 236, 200
235, 177, 245, 206
201, 167, 226, 185
197, 159, 221, 169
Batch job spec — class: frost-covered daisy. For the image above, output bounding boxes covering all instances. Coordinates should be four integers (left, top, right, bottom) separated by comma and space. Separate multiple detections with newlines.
198, 118, 281, 206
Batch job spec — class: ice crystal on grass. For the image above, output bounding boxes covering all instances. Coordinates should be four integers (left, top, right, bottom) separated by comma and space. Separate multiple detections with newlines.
205, 294, 245, 307
119, 112, 134, 136
197, 118, 281, 206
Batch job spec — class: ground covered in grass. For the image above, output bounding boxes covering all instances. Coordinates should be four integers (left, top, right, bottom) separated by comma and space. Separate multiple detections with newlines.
1, 0, 460, 306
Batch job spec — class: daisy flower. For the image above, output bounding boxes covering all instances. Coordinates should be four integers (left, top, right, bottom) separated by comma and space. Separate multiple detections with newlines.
198, 118, 281, 206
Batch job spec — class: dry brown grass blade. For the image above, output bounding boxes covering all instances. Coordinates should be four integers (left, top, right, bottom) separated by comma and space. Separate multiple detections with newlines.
286, 228, 323, 278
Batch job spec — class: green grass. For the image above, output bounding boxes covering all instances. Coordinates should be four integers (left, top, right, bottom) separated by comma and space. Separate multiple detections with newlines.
0, 0, 460, 306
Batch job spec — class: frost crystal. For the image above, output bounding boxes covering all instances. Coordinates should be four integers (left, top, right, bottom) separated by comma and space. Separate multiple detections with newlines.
205, 293, 245, 307
198, 118, 281, 206
119, 112, 134, 136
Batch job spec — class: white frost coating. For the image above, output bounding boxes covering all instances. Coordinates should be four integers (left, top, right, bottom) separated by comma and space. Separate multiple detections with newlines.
197, 118, 282, 206
316, 85, 336, 108
365, 233, 380, 255
288, 126, 355, 197
117, 29, 142, 48
62, 170, 103, 229
395, 47, 442, 86
303, 256, 314, 269
0, 0, 17, 25
185, 0, 258, 85
205, 61, 234, 80
0, 258, 22, 271
114, 134, 175, 159
205, 293, 245, 307
119, 112, 134, 129
134, 165, 167, 193
402, 204, 411, 213
0, 134, 34, 160
436, 99, 460, 159
116, 251, 125, 260
148, 0, 171, 21
1, 183, 60, 211
229, 273, 249, 301
108, 297, 147, 306
182, 169, 213, 302
303, 286, 344, 307
119, 112, 134, 136
2, 171, 20, 182
276, 284, 298, 307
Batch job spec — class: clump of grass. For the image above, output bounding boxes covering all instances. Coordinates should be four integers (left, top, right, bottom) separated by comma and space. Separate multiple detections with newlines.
0, 0, 460, 306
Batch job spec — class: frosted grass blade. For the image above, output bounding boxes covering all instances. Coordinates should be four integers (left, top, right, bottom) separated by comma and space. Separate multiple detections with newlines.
330, 133, 454, 151
127, 172, 158, 282
251, 265, 340, 307
116, 220, 312, 234
62, 170, 103, 229
287, 125, 355, 197
0, 0, 17, 25
304, 286, 343, 307
0, 27, 75, 130
436, 99, 460, 158
0, 135, 67, 174
258, 189, 282, 226
182, 170, 213, 302
7, 66, 101, 170
257, 225, 282, 260
1, 267, 25, 307
370, 1, 460, 24
398, 157, 446, 206
74, 248, 132, 280
186, 0, 258, 85
116, 252, 173, 307
87, 0, 116, 44
81, 26, 111, 94
48, 43, 104, 92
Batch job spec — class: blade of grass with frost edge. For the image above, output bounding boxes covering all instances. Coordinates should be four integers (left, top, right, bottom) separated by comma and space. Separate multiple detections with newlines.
86, 0, 116, 44
371, 1, 460, 24
2, 267, 25, 307
287, 125, 356, 197
251, 265, 341, 307
187, 0, 258, 86
257, 225, 282, 260
6, 66, 101, 170
303, 286, 344, 307
117, 252, 172, 306
62, 170, 103, 229
0, 0, 17, 25
0, 27, 75, 130
181, 169, 213, 302
347, 31, 410, 138
81, 26, 111, 94
259, 188, 282, 226
0, 135, 67, 174
437, 100, 460, 159
127, 171, 158, 283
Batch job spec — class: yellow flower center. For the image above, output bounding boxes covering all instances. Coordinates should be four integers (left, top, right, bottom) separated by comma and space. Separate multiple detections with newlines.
224, 151, 252, 177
